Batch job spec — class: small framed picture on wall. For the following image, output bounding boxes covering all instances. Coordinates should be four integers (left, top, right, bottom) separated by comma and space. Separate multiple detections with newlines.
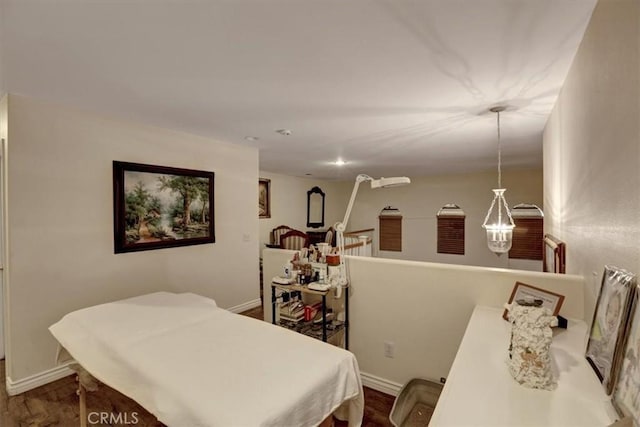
259, 178, 271, 219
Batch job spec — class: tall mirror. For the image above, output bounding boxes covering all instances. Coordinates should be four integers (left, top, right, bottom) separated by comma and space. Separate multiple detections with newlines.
307, 186, 325, 228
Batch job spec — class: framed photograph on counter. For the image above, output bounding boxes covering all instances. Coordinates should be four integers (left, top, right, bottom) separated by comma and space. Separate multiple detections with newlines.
502, 281, 565, 321
612, 282, 640, 425
586, 265, 637, 395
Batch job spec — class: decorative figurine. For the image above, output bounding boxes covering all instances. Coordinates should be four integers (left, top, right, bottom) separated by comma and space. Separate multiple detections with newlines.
506, 298, 558, 390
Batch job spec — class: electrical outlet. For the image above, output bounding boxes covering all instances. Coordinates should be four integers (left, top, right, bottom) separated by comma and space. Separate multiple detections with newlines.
384, 341, 395, 358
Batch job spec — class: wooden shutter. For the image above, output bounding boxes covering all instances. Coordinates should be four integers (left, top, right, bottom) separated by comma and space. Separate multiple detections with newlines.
437, 216, 465, 255
379, 216, 402, 251
509, 217, 544, 260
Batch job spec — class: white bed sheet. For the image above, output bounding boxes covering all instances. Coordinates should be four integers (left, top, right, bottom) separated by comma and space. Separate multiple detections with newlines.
49, 292, 363, 427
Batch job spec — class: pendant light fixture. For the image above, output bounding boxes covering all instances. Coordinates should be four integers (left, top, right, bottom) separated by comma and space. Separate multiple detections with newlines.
482, 106, 515, 255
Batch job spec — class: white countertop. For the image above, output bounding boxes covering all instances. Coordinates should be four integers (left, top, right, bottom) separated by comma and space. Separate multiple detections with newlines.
429, 306, 617, 426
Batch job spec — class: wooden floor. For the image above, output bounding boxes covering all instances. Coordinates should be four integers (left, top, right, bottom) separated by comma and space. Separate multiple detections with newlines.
1, 306, 396, 426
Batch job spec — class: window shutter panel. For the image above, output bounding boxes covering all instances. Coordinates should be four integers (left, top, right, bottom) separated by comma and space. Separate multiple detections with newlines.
437, 216, 465, 255
509, 217, 544, 260
436, 204, 465, 255
379, 216, 402, 251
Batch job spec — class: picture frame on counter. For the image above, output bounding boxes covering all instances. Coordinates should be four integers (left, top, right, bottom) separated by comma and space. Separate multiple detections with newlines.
502, 281, 565, 321
612, 282, 640, 425
586, 265, 637, 395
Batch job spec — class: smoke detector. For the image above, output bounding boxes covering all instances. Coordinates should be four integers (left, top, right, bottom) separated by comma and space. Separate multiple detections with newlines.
276, 129, 292, 136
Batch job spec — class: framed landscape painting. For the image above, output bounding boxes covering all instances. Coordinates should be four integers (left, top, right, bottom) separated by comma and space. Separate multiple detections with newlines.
113, 161, 215, 253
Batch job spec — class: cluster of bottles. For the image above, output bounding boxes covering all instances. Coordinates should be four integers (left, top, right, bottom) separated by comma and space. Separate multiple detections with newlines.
283, 256, 328, 285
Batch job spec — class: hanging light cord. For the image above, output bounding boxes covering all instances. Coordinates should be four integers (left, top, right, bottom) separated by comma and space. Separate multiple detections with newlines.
497, 110, 502, 188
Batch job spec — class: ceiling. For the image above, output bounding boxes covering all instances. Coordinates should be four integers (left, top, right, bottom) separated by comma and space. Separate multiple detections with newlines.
2, 0, 597, 180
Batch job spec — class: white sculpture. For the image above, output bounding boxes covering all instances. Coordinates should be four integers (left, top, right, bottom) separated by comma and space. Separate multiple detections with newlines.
506, 300, 558, 390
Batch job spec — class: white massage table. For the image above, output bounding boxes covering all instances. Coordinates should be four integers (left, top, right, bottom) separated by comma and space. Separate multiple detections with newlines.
49, 292, 364, 426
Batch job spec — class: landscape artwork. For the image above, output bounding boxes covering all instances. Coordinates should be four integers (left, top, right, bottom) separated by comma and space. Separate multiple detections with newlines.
113, 161, 215, 253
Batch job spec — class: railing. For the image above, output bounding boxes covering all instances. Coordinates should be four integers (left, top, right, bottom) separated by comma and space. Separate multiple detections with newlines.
342, 228, 374, 257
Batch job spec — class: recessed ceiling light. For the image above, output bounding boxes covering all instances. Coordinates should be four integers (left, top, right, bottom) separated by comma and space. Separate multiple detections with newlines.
276, 129, 292, 136
334, 159, 346, 166
244, 136, 259, 142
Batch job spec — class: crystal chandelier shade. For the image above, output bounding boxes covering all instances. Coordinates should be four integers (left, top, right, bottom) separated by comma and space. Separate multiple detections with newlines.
483, 188, 515, 253
482, 107, 515, 255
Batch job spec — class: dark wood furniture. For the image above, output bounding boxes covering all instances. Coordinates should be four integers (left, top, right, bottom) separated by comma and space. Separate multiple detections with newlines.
279, 229, 310, 250
271, 225, 293, 246
307, 230, 327, 245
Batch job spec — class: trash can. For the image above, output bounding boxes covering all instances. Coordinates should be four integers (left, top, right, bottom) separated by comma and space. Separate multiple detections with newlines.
389, 378, 443, 427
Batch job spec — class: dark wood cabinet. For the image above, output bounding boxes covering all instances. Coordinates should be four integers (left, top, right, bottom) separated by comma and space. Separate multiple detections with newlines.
306, 230, 326, 245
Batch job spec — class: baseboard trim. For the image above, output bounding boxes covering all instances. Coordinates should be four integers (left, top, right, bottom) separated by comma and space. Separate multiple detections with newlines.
360, 371, 402, 396
7, 353, 400, 400
227, 298, 262, 314
6, 363, 75, 396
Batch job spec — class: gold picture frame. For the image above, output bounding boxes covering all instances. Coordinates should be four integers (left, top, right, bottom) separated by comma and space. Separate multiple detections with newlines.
259, 178, 271, 219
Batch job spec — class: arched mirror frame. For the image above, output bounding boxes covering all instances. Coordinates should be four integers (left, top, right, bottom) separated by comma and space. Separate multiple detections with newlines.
306, 186, 325, 228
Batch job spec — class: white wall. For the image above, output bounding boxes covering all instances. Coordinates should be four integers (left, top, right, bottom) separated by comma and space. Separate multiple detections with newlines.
346, 169, 543, 268
0, 1, 6, 361
0, 96, 6, 361
262, 249, 584, 392
3, 95, 260, 382
258, 171, 349, 249
0, 0, 5, 98
543, 0, 639, 321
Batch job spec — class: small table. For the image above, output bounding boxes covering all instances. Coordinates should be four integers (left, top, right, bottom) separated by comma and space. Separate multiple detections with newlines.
271, 282, 349, 349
